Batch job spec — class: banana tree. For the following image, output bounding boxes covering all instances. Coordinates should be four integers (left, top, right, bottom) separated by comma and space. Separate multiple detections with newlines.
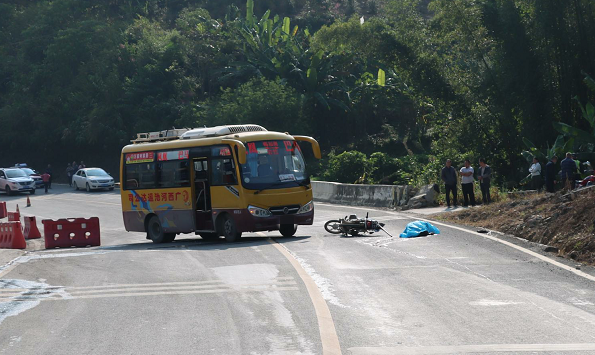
220, 0, 351, 112
553, 73, 595, 152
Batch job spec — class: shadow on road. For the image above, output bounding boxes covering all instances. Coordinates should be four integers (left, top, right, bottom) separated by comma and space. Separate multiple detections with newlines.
95, 235, 313, 252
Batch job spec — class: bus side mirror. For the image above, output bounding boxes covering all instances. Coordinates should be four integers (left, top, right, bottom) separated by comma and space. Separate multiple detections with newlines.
292, 136, 321, 159
222, 139, 247, 165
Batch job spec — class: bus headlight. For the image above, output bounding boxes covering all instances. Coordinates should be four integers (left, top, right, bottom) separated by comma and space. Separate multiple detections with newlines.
248, 205, 271, 218
297, 201, 314, 214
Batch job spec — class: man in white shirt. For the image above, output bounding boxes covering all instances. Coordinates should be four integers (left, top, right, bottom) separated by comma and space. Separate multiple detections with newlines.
528, 157, 542, 191
459, 159, 476, 207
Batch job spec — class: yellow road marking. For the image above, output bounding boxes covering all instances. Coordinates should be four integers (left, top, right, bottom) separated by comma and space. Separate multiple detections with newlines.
262, 233, 342, 355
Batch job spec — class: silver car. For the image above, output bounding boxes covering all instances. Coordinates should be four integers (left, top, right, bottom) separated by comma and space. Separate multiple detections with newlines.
72, 168, 115, 192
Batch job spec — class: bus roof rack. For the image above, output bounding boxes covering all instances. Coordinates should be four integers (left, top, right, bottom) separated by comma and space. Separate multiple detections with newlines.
180, 125, 267, 140
131, 125, 268, 144
131, 128, 190, 143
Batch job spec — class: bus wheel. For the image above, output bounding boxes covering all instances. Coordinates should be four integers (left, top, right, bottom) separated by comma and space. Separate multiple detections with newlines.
221, 215, 241, 242
164, 233, 176, 243
280, 224, 297, 237
200, 232, 219, 241
147, 215, 172, 243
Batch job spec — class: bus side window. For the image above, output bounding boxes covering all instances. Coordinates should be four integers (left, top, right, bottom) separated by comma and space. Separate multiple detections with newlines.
212, 158, 237, 185
157, 161, 190, 188
125, 165, 140, 189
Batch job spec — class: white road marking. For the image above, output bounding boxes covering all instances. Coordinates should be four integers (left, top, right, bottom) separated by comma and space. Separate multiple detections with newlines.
0, 278, 299, 302
348, 343, 595, 354
469, 299, 523, 306
262, 234, 342, 355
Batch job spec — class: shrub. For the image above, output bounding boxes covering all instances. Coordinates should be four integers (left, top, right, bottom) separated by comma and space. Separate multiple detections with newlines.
323, 150, 368, 183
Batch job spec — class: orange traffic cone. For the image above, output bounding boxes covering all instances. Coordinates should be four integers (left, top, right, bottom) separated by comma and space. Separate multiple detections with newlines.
16, 204, 20, 214
26, 196, 31, 207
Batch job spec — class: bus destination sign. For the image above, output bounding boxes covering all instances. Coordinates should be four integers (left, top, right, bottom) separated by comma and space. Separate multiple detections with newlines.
157, 150, 190, 161
126, 152, 154, 164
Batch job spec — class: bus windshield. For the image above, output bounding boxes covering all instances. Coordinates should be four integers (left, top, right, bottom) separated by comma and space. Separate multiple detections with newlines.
240, 140, 308, 190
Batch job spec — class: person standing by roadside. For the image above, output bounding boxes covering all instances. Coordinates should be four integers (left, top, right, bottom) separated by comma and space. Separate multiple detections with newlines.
560, 152, 577, 190
66, 163, 75, 187
71, 161, 78, 185
441, 159, 458, 208
477, 158, 491, 204
46, 164, 53, 189
545, 156, 558, 193
41, 171, 51, 193
79, 161, 86, 170
460, 159, 476, 207
529, 157, 542, 191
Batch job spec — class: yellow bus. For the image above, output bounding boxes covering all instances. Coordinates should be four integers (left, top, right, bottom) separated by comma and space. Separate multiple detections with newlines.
120, 124, 321, 243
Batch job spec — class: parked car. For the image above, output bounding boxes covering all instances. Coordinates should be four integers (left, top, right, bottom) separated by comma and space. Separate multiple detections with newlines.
72, 168, 115, 191
19, 167, 44, 189
0, 168, 36, 195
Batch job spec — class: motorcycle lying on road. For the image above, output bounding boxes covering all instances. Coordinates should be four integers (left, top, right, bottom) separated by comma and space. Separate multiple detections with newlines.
324, 213, 394, 237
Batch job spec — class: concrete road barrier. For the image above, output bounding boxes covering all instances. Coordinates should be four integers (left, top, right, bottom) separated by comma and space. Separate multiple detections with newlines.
312, 181, 410, 208
0, 221, 27, 249
42, 217, 101, 249
23, 216, 42, 239
0, 202, 7, 219
7, 211, 20, 222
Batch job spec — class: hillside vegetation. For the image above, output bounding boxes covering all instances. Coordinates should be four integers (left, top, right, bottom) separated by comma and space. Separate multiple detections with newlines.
1, 0, 594, 184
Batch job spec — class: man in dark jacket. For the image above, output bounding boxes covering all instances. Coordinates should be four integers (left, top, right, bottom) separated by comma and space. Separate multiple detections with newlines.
477, 158, 491, 204
441, 159, 458, 208
560, 152, 577, 189
545, 156, 558, 193
46, 164, 53, 189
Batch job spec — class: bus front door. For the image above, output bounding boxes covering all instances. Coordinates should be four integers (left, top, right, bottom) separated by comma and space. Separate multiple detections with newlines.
193, 158, 214, 231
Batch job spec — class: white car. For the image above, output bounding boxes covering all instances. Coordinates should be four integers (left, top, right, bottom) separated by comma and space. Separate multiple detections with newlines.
0, 168, 36, 195
73, 168, 115, 192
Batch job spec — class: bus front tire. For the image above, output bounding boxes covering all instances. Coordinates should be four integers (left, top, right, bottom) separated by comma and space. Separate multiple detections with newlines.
147, 215, 176, 243
220, 215, 241, 242
280, 224, 297, 237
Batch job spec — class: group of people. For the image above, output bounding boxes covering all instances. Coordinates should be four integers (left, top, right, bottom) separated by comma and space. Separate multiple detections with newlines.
441, 159, 491, 208
440, 152, 583, 208
528, 153, 581, 192
66, 161, 86, 187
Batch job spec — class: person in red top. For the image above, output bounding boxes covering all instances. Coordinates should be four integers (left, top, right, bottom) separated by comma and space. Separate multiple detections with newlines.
41, 172, 51, 193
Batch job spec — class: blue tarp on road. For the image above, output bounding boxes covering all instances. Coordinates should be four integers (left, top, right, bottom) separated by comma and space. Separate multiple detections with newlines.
399, 221, 441, 238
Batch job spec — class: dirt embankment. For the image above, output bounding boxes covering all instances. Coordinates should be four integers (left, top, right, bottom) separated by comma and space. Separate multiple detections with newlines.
435, 187, 595, 265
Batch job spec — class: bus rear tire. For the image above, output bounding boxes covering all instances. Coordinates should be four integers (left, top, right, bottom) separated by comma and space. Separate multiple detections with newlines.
147, 215, 174, 243
280, 224, 297, 237
220, 214, 241, 242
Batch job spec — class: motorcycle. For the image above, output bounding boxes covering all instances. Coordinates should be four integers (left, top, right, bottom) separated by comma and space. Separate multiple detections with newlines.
324, 213, 394, 237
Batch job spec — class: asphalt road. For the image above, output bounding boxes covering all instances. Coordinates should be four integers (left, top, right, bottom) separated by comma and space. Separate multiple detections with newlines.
1, 185, 595, 355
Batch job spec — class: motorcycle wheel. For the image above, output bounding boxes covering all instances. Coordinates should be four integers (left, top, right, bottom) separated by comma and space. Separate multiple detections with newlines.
324, 220, 343, 234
